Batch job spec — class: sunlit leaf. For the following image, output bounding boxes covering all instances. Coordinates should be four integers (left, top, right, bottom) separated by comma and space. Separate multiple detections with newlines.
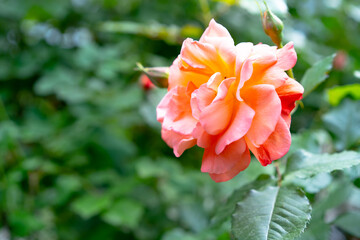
327, 83, 360, 106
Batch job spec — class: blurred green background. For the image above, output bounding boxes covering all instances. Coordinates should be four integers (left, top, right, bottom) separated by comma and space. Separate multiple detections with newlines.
1, 0, 360, 239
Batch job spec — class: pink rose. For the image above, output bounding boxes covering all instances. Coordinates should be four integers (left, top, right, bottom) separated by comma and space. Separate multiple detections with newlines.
157, 19, 303, 182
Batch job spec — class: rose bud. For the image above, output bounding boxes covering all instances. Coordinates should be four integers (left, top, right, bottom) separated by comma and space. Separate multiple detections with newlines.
333, 50, 347, 70
261, 2, 284, 48
139, 74, 155, 91
136, 63, 169, 88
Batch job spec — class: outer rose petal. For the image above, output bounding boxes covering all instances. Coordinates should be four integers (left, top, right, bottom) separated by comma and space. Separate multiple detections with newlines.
209, 145, 251, 182
157, 82, 198, 157
159, 84, 197, 135
276, 78, 304, 115
246, 117, 291, 166
276, 42, 297, 70
251, 44, 277, 71
251, 66, 288, 88
161, 129, 196, 157
200, 19, 233, 43
180, 38, 221, 75
201, 138, 249, 175
242, 84, 281, 147
215, 101, 255, 154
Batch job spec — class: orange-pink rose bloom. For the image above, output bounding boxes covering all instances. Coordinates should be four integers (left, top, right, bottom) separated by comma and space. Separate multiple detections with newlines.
157, 19, 303, 182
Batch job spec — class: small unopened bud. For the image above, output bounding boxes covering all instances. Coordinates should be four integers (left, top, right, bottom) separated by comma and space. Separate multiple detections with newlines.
333, 50, 347, 70
261, 2, 284, 48
139, 74, 155, 91
136, 63, 169, 88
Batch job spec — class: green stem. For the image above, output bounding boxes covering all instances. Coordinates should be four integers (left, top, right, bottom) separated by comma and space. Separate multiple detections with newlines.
286, 68, 294, 79
275, 161, 282, 186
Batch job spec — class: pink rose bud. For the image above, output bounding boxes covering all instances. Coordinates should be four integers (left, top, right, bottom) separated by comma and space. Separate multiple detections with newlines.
136, 63, 169, 88
139, 74, 155, 91
261, 2, 284, 48
333, 50, 347, 70
156, 19, 303, 182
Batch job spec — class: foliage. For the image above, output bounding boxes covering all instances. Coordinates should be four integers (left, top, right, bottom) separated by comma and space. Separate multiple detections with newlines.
1, 0, 360, 239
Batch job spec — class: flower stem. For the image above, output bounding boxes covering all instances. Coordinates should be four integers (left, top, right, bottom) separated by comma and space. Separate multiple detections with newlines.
275, 161, 282, 186
287, 68, 294, 79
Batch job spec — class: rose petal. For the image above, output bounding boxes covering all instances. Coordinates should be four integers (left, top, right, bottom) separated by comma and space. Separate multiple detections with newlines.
157, 83, 197, 136
251, 44, 277, 71
168, 57, 209, 89
192, 122, 214, 148
180, 39, 231, 75
209, 145, 251, 182
161, 129, 196, 157
215, 101, 255, 154
243, 84, 281, 147
276, 78, 304, 115
199, 78, 235, 135
236, 58, 253, 101
276, 42, 297, 70
201, 138, 248, 174
200, 19, 233, 43
246, 117, 291, 166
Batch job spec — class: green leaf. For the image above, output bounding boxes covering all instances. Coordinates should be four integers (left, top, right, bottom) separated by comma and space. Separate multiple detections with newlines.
300, 54, 335, 97
295, 172, 332, 193
211, 174, 273, 225
295, 220, 330, 240
284, 150, 360, 181
71, 193, 112, 219
289, 129, 333, 155
322, 99, 360, 150
311, 179, 352, 220
162, 229, 197, 240
101, 200, 143, 229
334, 211, 360, 237
8, 210, 43, 237
231, 186, 311, 240
179, 202, 208, 232
327, 83, 360, 106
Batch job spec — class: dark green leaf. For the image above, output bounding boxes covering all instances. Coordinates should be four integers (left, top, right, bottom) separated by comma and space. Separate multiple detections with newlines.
8, 210, 43, 237
231, 186, 311, 240
211, 174, 273, 225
